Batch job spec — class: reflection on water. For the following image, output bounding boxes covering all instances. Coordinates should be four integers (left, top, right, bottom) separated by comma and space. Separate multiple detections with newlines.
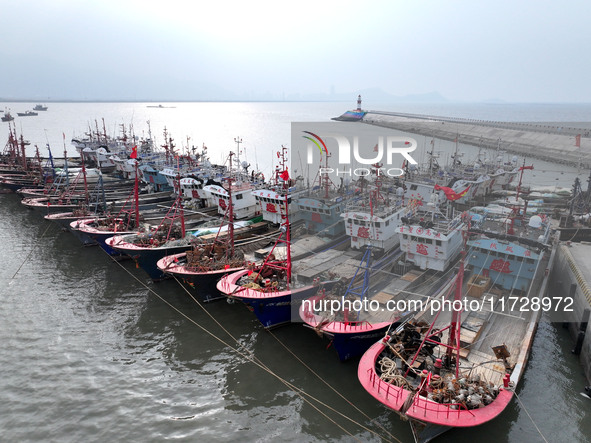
1, 101, 591, 442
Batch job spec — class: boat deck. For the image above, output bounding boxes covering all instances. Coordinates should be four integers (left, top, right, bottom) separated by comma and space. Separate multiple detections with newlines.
423, 252, 549, 386
293, 249, 362, 284
364, 247, 549, 388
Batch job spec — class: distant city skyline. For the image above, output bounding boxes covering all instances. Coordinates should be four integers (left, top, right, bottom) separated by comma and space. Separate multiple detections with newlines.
2, 0, 590, 103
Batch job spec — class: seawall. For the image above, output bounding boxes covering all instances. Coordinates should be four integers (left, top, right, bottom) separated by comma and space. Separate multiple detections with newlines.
359, 110, 591, 168
550, 242, 591, 384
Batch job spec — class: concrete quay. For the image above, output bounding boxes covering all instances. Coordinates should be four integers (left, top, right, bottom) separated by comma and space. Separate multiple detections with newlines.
550, 242, 591, 384
361, 111, 591, 167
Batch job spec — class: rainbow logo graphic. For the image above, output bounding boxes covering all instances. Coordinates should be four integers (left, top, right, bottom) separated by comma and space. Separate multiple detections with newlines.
302, 131, 328, 156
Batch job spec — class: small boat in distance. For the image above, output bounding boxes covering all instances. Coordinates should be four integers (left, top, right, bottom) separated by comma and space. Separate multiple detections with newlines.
33, 104, 48, 111
17, 111, 38, 117
1, 111, 14, 122
147, 104, 176, 108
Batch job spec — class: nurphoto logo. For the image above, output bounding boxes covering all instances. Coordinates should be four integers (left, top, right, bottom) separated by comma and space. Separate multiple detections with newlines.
292, 122, 418, 179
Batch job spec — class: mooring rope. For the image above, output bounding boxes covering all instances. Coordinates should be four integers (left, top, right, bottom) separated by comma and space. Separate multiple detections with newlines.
99, 249, 386, 443
513, 391, 549, 443
11, 219, 57, 280
169, 274, 400, 443
265, 328, 405, 443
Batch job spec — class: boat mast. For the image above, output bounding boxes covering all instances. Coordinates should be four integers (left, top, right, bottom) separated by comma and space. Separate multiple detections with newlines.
102, 118, 108, 145
134, 160, 140, 228
62, 133, 70, 187
281, 145, 292, 283
323, 150, 330, 199
162, 127, 170, 165
46, 143, 56, 182
234, 136, 242, 176
80, 150, 90, 205
34, 145, 43, 179
507, 161, 534, 235
19, 134, 27, 171
178, 172, 185, 238
447, 227, 467, 378
227, 151, 235, 259
251, 146, 292, 287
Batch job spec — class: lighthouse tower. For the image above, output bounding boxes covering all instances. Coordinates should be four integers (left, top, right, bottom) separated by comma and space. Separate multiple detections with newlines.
356, 95, 362, 111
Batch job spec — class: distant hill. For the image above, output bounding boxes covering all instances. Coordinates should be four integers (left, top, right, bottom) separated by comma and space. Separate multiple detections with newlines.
283, 88, 449, 103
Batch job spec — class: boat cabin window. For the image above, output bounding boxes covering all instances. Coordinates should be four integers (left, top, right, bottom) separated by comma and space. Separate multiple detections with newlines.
435, 240, 442, 246
403, 234, 408, 239
385, 220, 390, 226
410, 184, 418, 190
525, 258, 534, 264
236, 194, 243, 200
375, 222, 381, 228
425, 239, 432, 244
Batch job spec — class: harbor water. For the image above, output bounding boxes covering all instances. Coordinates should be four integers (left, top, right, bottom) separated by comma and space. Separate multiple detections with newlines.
1, 102, 591, 442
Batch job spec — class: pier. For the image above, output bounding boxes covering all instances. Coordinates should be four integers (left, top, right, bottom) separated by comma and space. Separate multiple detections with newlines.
550, 242, 591, 384
360, 110, 591, 167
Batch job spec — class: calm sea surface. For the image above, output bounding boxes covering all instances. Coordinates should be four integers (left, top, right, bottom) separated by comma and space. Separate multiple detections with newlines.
1, 102, 590, 442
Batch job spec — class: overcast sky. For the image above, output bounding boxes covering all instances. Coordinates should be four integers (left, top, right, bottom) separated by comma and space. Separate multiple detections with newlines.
2, 0, 590, 103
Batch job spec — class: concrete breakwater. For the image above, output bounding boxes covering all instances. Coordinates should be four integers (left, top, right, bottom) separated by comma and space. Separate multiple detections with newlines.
360, 110, 591, 168
550, 242, 591, 385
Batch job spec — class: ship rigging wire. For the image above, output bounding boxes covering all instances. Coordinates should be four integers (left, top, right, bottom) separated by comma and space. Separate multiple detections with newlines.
97, 246, 402, 443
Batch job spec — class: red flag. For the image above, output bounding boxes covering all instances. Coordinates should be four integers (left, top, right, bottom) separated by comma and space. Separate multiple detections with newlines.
280, 169, 289, 181
130, 145, 138, 159
434, 184, 471, 201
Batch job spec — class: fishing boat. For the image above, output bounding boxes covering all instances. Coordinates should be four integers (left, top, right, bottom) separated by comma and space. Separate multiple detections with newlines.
298, 168, 413, 360
299, 246, 399, 361
179, 176, 214, 209
342, 164, 406, 253
16, 111, 38, 117
109, 215, 267, 281
0, 131, 52, 192
106, 192, 247, 281
33, 104, 48, 111
204, 179, 259, 220
46, 207, 100, 231
357, 204, 555, 442
21, 150, 97, 214
398, 194, 465, 272
1, 111, 14, 122
251, 158, 306, 225
300, 198, 457, 361
70, 160, 144, 255
157, 151, 275, 301
44, 162, 113, 230
217, 147, 350, 328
